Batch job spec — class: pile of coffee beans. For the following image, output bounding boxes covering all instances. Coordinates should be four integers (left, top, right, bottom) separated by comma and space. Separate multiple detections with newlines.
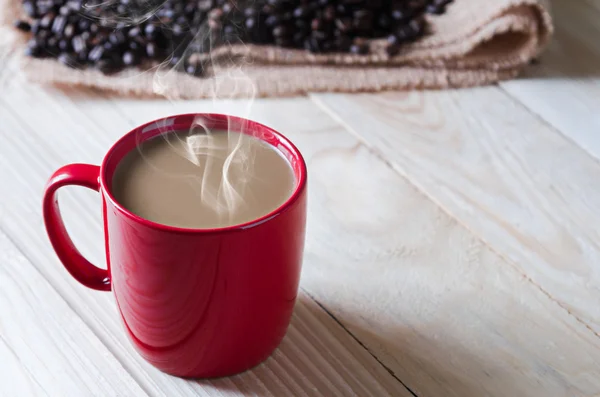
15, 0, 452, 77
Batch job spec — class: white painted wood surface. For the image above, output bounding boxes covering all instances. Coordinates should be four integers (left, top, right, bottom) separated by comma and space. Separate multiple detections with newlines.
0, 231, 147, 397
2, 1, 600, 395
0, 84, 413, 397
312, 87, 600, 337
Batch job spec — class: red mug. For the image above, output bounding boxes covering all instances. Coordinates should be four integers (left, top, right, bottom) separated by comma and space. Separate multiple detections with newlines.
42, 114, 308, 378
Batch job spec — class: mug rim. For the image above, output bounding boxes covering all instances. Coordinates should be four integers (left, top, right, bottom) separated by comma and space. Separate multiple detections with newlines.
99, 113, 307, 234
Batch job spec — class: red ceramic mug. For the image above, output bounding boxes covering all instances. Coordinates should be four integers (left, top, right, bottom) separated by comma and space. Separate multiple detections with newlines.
42, 114, 307, 378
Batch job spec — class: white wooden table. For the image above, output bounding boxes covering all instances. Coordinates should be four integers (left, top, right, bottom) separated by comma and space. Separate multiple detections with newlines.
1, 1, 600, 396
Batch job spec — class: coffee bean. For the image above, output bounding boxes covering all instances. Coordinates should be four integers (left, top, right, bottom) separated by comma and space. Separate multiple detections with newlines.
72, 35, 86, 53
37, 29, 49, 40
122, 51, 139, 66
129, 40, 143, 52
197, 0, 213, 12
36, 0, 53, 14
88, 45, 104, 62
23, 1, 36, 17
426, 0, 451, 14
350, 38, 368, 54
312, 29, 327, 40
293, 5, 310, 18
65, 0, 81, 11
265, 14, 282, 26
97, 58, 121, 74
39, 12, 55, 29
146, 42, 157, 58
14, 20, 31, 32
58, 39, 70, 51
51, 15, 66, 34
293, 30, 307, 45
58, 52, 77, 67
63, 23, 75, 38
335, 35, 352, 51
304, 37, 320, 53
128, 26, 141, 37
109, 31, 126, 45
77, 18, 90, 31
172, 24, 184, 36
335, 17, 352, 32
273, 24, 291, 38
185, 62, 204, 76
144, 24, 157, 38
323, 5, 335, 21
386, 43, 400, 56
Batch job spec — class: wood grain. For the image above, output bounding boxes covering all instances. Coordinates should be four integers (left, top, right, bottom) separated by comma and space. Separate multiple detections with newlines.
0, 83, 411, 397
499, 0, 600, 161
20, 86, 600, 396
312, 88, 600, 337
0, 231, 147, 397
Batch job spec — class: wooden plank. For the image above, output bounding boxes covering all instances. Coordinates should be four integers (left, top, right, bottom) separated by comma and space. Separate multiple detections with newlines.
311, 89, 600, 337
499, 0, 600, 161
26, 87, 600, 396
0, 231, 147, 397
0, 84, 411, 397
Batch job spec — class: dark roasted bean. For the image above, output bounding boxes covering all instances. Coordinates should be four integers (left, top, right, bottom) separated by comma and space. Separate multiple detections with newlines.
304, 37, 320, 53
88, 45, 104, 62
58, 52, 77, 67
144, 24, 157, 38
146, 42, 157, 58
273, 25, 290, 38
72, 35, 86, 53
128, 26, 141, 37
23, 1, 36, 17
293, 5, 310, 18
350, 37, 369, 54
77, 18, 90, 31
63, 23, 75, 38
109, 31, 126, 45
185, 62, 204, 76
58, 38, 70, 51
197, 0, 213, 12
97, 57, 122, 74
51, 15, 66, 34
335, 35, 352, 51
335, 17, 352, 32
122, 50, 139, 66
29, 20, 41, 34
39, 12, 55, 29
14, 20, 31, 32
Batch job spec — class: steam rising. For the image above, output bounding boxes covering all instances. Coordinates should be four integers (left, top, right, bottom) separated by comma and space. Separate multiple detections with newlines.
102, 0, 261, 225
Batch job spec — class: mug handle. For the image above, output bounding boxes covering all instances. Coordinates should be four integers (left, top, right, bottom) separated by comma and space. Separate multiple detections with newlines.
42, 164, 111, 291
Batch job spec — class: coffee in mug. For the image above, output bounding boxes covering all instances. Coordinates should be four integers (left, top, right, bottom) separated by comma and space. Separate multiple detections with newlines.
112, 130, 296, 229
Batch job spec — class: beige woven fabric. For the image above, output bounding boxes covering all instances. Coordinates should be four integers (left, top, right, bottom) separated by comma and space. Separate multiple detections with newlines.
0, 0, 553, 98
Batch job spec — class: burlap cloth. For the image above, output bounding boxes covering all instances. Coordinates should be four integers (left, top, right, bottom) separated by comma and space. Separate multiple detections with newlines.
0, 0, 552, 99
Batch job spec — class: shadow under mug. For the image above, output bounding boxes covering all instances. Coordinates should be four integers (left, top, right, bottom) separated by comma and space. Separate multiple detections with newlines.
42, 114, 308, 378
